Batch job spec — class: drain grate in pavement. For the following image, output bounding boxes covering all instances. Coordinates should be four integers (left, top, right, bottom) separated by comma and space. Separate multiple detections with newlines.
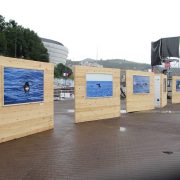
120, 127, 126, 132
162, 151, 173, 155
67, 109, 75, 113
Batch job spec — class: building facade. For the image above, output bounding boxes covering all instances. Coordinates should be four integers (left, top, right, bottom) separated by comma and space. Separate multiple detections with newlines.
80, 58, 103, 67
41, 38, 68, 65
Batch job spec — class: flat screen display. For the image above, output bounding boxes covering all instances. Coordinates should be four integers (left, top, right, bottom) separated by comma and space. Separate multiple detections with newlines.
86, 73, 113, 98
176, 80, 180, 92
133, 75, 150, 94
4, 67, 44, 105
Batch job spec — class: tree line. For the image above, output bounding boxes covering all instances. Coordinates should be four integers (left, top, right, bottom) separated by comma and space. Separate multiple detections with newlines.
0, 15, 49, 62
54, 63, 73, 79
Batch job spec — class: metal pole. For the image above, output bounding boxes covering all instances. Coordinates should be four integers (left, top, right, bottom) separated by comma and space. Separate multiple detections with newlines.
64, 76, 66, 99
63, 73, 67, 99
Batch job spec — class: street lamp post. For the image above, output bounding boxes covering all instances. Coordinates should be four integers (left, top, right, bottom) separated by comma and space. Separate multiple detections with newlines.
63, 72, 68, 98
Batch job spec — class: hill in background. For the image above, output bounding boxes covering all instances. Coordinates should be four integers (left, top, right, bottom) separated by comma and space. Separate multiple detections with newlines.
66, 58, 180, 76
66, 58, 151, 71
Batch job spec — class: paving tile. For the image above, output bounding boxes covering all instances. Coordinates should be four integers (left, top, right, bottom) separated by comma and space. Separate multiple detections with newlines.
0, 100, 180, 179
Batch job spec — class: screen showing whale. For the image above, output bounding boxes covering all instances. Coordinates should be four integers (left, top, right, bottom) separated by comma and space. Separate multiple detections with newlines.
133, 75, 150, 94
4, 67, 44, 105
176, 80, 180, 92
86, 73, 113, 98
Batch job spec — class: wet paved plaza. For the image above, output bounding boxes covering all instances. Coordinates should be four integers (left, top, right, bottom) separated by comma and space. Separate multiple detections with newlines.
1, 100, 180, 179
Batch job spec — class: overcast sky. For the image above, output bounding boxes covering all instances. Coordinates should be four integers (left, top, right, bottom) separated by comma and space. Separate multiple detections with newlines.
86, 73, 112, 81
1, 0, 180, 64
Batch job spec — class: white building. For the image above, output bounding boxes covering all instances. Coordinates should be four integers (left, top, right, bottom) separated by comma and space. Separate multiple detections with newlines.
80, 58, 103, 67
41, 38, 68, 65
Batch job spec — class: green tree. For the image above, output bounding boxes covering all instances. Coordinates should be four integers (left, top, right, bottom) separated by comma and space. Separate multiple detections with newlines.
0, 15, 6, 31
0, 15, 49, 62
22, 28, 49, 61
0, 32, 7, 55
54, 63, 73, 78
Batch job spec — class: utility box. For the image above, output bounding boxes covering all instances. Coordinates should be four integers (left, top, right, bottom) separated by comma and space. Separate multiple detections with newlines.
154, 74, 167, 108
154, 75, 161, 107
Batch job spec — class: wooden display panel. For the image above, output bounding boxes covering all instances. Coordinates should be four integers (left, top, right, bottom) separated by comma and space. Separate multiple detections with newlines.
0, 56, 54, 143
126, 70, 155, 112
75, 66, 120, 123
172, 76, 180, 104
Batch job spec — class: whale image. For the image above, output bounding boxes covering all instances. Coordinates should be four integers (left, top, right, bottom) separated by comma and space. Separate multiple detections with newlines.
176, 80, 180, 92
86, 73, 113, 98
4, 67, 44, 105
133, 75, 150, 94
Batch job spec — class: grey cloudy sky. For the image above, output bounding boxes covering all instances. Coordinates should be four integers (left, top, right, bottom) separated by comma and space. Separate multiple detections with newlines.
86, 73, 112, 81
1, 0, 180, 64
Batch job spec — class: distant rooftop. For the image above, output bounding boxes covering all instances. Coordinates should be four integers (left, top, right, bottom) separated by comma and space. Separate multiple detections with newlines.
41, 38, 64, 46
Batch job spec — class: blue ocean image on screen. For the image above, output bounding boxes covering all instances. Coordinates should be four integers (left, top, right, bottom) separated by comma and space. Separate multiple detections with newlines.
176, 80, 180, 92
4, 67, 44, 105
86, 81, 113, 98
133, 75, 150, 94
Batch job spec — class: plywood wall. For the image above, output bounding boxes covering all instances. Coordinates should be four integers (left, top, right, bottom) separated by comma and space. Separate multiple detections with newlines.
0, 56, 54, 143
74, 66, 120, 123
160, 74, 167, 107
172, 76, 180, 104
126, 70, 155, 112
